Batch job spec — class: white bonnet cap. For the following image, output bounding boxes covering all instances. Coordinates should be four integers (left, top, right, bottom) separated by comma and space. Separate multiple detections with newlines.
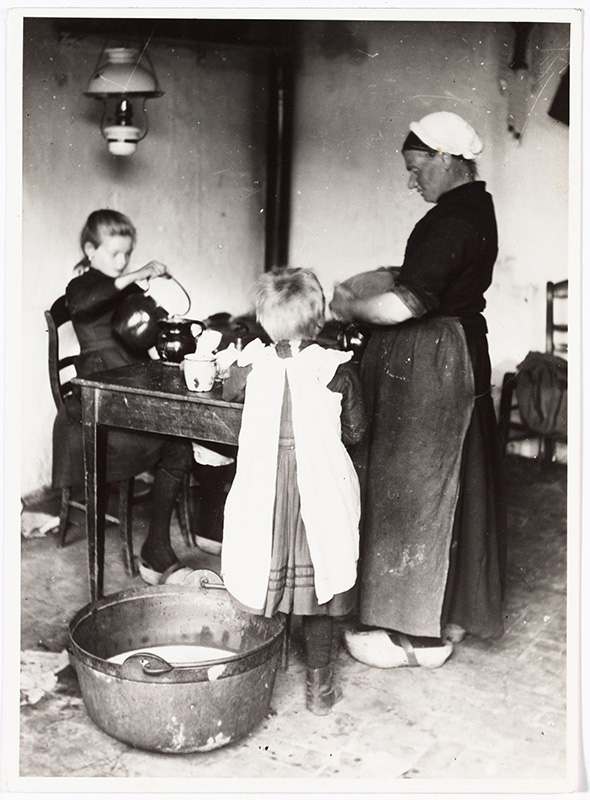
409, 111, 484, 161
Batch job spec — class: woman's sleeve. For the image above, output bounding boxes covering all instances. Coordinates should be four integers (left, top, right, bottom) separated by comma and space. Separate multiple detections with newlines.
328, 362, 367, 446
394, 216, 479, 314
66, 270, 125, 318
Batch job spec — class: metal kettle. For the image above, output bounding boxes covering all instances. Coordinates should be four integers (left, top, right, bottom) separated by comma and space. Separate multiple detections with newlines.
111, 291, 167, 351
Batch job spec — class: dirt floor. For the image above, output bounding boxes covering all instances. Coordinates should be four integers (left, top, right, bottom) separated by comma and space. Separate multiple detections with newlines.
10, 455, 578, 793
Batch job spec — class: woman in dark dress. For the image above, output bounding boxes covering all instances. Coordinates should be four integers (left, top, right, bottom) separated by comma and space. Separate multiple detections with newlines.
330, 112, 507, 668
52, 210, 193, 580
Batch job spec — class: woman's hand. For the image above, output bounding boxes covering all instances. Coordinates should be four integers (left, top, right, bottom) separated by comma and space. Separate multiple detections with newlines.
330, 284, 356, 322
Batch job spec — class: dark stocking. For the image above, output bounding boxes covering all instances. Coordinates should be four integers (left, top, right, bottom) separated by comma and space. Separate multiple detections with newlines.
302, 616, 334, 669
140, 468, 183, 573
193, 463, 233, 543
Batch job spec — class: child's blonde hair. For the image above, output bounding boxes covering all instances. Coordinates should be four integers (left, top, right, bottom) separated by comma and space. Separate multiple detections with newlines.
255, 267, 326, 342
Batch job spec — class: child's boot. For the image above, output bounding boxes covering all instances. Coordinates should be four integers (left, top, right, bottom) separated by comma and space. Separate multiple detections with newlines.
306, 665, 342, 716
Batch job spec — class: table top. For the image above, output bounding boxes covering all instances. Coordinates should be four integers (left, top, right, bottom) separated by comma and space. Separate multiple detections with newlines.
72, 361, 243, 409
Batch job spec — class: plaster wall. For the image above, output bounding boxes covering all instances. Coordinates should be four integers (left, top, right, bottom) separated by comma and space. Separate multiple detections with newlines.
20, 19, 571, 496
21, 19, 268, 496
288, 20, 570, 396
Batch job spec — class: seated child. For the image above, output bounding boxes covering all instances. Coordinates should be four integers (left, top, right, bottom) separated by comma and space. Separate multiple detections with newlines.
221, 267, 366, 715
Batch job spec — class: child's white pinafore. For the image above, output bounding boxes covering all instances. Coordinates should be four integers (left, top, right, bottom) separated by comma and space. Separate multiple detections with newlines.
221, 340, 361, 615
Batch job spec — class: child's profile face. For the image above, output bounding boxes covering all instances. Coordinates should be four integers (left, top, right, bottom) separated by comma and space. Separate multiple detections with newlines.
84, 234, 134, 278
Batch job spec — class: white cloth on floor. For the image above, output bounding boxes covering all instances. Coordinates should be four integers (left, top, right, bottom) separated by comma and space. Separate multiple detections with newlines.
20, 650, 69, 705
21, 511, 60, 538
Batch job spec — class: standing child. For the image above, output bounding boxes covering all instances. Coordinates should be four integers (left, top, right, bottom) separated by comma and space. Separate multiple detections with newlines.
221, 268, 366, 715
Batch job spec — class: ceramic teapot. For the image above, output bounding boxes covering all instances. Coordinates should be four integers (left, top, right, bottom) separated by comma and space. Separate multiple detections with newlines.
156, 317, 205, 364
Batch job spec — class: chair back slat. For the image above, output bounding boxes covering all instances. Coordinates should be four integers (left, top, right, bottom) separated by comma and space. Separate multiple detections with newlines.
45, 296, 78, 410
546, 280, 568, 357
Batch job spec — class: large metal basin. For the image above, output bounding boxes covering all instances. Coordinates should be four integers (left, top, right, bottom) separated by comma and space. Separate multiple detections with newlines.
68, 576, 284, 753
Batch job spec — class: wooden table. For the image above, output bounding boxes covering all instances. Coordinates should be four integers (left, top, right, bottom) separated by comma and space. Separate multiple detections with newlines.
72, 361, 243, 602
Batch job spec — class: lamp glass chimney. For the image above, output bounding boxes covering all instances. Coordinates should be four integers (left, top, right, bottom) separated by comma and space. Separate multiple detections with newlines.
85, 46, 163, 155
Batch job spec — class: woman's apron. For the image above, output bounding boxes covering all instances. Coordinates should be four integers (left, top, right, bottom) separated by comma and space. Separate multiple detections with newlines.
354, 316, 474, 638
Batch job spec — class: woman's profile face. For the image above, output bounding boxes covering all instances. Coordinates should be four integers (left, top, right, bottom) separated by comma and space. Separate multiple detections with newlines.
84, 234, 134, 278
403, 150, 449, 204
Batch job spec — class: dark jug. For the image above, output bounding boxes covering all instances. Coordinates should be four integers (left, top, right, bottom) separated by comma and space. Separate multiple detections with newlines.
156, 317, 206, 364
111, 292, 167, 351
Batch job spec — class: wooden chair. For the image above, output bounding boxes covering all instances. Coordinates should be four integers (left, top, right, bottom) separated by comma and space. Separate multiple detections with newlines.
545, 279, 568, 359
498, 280, 568, 466
45, 296, 193, 575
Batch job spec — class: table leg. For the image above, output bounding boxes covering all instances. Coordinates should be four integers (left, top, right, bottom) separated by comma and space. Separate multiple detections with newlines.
119, 478, 136, 576
81, 386, 107, 602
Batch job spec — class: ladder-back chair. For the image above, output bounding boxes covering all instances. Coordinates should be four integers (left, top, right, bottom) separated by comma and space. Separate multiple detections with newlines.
498, 280, 568, 466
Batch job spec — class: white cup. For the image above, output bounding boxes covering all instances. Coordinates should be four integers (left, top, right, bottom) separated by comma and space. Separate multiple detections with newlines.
183, 354, 217, 392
